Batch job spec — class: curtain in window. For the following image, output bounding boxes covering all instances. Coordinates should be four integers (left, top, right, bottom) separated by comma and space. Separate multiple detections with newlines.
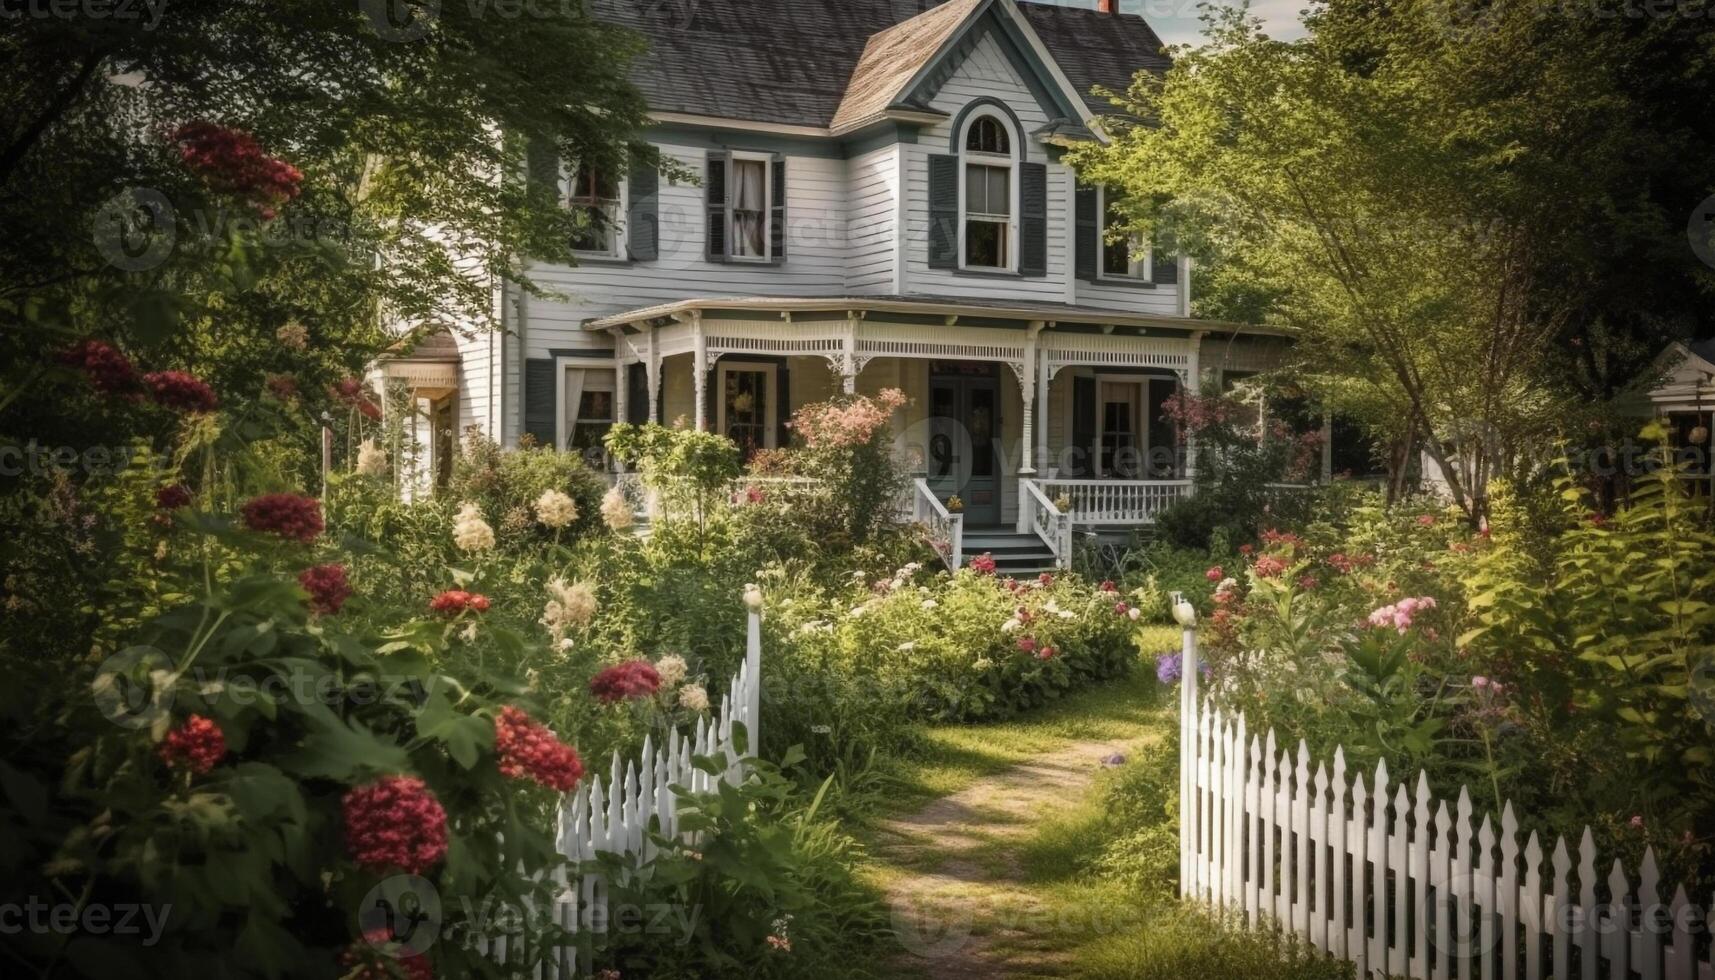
733, 161, 766, 257
563, 368, 587, 449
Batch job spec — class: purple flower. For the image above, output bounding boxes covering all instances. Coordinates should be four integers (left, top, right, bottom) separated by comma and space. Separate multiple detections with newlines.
1156, 652, 1183, 684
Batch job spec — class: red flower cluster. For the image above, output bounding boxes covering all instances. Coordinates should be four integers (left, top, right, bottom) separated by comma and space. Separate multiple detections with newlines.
1325, 552, 1374, 574
241, 493, 324, 541
144, 370, 219, 413
494, 707, 585, 792
1253, 555, 1287, 578
156, 484, 193, 510
1205, 565, 1224, 582
342, 776, 449, 874
1037, 572, 1054, 587
299, 563, 352, 615
1035, 645, 1058, 661
1017, 636, 1038, 654
968, 553, 997, 576
159, 715, 226, 774
1098, 580, 1118, 593
58, 339, 138, 393
429, 590, 490, 614
172, 121, 303, 218
1260, 528, 1305, 550
589, 660, 661, 704
339, 933, 434, 980
331, 378, 382, 420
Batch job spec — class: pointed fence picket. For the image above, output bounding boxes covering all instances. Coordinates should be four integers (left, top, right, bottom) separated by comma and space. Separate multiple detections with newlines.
491, 609, 763, 977
1176, 623, 1714, 980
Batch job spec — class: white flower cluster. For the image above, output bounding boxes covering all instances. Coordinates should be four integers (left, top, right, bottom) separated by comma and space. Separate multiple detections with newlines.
600, 487, 633, 531
541, 577, 597, 642
534, 489, 578, 529
452, 502, 495, 553
356, 440, 388, 477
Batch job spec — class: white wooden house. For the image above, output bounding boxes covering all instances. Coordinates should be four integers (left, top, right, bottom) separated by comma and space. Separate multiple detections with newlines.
378, 0, 1304, 566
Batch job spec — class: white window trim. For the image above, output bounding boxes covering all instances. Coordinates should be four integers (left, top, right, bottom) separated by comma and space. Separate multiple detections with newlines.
562, 164, 628, 260
728, 151, 774, 264
553, 357, 618, 452
715, 361, 779, 450
1093, 374, 1147, 478
956, 110, 1019, 274
1095, 185, 1152, 282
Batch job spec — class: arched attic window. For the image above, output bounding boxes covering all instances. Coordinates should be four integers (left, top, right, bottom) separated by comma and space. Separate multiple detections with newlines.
961, 111, 1016, 270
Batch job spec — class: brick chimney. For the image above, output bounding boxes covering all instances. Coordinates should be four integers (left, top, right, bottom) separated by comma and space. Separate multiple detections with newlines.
1097, 0, 1117, 11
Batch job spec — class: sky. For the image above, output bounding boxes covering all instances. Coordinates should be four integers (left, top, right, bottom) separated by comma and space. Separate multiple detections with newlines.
1045, 0, 1310, 46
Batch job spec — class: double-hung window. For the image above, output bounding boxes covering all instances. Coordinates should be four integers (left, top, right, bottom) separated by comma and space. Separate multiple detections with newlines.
731, 156, 770, 260
567, 165, 621, 256
1099, 187, 1150, 280
961, 115, 1014, 270
564, 367, 617, 461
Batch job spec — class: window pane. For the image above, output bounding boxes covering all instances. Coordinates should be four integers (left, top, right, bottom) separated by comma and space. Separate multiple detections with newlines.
965, 219, 1005, 268
987, 168, 1010, 216
965, 164, 987, 214
732, 160, 767, 258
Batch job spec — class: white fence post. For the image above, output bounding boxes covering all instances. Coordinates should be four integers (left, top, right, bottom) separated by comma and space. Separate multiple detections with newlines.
1177, 647, 1715, 980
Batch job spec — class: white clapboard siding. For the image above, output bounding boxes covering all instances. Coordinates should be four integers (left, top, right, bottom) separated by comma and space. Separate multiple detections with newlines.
1175, 624, 1715, 980
492, 609, 763, 977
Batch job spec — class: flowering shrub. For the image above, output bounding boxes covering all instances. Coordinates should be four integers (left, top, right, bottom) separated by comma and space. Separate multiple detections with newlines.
298, 562, 352, 614
342, 775, 450, 874
590, 659, 662, 704
240, 492, 324, 541
171, 120, 303, 217
782, 389, 909, 542
158, 715, 227, 774
57, 338, 138, 393
143, 370, 219, 413
494, 706, 585, 791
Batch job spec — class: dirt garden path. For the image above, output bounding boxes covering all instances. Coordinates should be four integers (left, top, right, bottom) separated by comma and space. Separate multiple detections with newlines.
872, 735, 1146, 980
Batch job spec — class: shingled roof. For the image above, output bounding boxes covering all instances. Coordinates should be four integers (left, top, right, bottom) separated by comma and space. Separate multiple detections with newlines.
588, 0, 1170, 130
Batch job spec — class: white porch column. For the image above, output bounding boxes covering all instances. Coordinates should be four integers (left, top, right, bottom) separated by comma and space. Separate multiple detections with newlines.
1015, 322, 1043, 533
691, 314, 708, 431
647, 326, 661, 423
842, 312, 861, 395
1184, 331, 1205, 484
1036, 342, 1051, 474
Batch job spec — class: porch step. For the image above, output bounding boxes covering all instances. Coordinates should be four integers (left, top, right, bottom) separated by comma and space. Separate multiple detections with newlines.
960, 530, 1058, 577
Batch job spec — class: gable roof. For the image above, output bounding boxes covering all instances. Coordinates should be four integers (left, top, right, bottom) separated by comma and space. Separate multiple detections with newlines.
588, 0, 1170, 131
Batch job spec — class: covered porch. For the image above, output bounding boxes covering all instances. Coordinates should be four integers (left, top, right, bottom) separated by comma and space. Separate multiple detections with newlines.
584, 296, 1295, 566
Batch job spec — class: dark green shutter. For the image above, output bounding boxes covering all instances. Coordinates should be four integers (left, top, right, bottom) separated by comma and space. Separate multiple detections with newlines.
626, 363, 649, 424
928, 153, 959, 269
1074, 185, 1099, 281
705, 152, 729, 262
526, 135, 559, 199
627, 155, 658, 261
776, 361, 791, 448
1152, 226, 1179, 285
770, 156, 787, 264
524, 358, 557, 448
1020, 162, 1047, 277
1072, 375, 1096, 478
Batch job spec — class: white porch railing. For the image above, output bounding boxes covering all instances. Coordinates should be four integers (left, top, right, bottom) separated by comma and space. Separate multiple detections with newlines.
485, 610, 763, 975
911, 478, 964, 570
1176, 623, 1715, 980
1021, 478, 1073, 569
1034, 478, 1193, 525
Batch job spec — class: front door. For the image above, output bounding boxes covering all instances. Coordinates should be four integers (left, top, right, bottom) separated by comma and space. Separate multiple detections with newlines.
928, 363, 1002, 526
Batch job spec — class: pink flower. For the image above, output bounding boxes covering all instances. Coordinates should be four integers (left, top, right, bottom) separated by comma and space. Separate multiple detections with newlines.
1114, 602, 1130, 616
298, 564, 352, 615
1630, 815, 1645, 830
1016, 636, 1038, 654
1472, 676, 1490, 689
1239, 543, 1254, 555
158, 715, 225, 774
1297, 575, 1319, 591
494, 706, 584, 792
343, 776, 449, 874
1035, 645, 1058, 661
1367, 596, 1437, 633
1205, 566, 1224, 582
144, 370, 218, 413
968, 553, 997, 576
58, 339, 138, 393
589, 660, 661, 704
1254, 556, 1286, 578
1038, 572, 1054, 587
1417, 514, 1437, 527
240, 493, 323, 541
1099, 580, 1118, 593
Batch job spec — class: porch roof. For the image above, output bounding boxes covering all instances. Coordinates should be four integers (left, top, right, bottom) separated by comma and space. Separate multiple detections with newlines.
583, 295, 1293, 338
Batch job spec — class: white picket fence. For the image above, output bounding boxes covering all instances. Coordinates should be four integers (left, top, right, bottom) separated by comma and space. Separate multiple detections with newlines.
1176, 624, 1715, 980
484, 610, 764, 976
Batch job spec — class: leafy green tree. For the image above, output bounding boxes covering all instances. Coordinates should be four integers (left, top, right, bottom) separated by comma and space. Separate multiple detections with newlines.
1072, 0, 1715, 520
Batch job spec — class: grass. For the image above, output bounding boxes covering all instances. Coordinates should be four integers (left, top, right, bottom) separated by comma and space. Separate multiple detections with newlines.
862, 624, 1182, 822
854, 622, 1355, 979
